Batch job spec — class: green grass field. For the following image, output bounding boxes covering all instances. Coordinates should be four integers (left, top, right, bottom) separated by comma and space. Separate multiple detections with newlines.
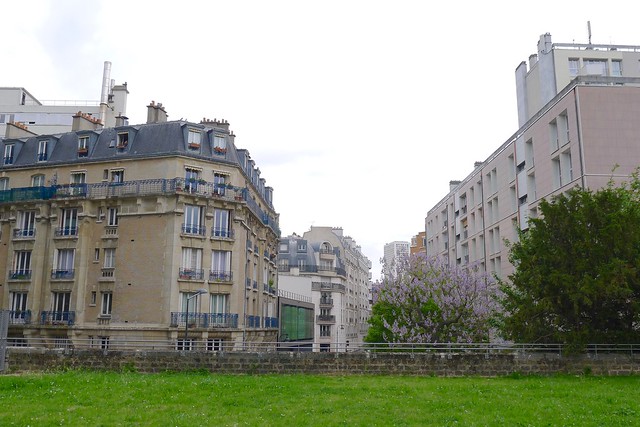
0, 371, 639, 426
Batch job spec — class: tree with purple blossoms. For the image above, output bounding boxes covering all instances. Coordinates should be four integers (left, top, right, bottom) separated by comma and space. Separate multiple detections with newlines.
365, 254, 501, 343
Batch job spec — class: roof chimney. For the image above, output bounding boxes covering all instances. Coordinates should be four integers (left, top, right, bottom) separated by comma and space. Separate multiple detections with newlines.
72, 111, 102, 131
5, 121, 37, 138
146, 101, 168, 124
449, 180, 461, 192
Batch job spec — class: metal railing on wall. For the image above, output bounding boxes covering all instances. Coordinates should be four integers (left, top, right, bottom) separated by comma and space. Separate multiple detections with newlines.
3, 337, 640, 356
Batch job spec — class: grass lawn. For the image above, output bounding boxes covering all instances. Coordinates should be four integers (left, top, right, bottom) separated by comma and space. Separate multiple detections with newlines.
0, 371, 639, 426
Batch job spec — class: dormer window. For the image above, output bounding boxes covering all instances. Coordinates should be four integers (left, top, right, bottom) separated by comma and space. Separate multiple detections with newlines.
37, 140, 48, 162
188, 130, 201, 150
116, 132, 129, 149
213, 135, 227, 155
78, 136, 89, 157
3, 145, 14, 165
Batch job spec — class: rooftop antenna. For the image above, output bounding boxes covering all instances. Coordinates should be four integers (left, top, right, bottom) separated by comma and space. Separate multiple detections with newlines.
587, 21, 592, 45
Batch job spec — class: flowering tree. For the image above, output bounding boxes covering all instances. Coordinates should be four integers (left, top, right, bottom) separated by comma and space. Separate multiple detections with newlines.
365, 254, 500, 343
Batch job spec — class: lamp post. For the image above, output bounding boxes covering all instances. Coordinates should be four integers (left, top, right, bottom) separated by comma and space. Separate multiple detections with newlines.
184, 288, 208, 349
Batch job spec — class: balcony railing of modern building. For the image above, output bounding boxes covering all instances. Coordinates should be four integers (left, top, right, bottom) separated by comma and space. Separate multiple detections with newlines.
0, 178, 280, 236
41, 311, 76, 326
311, 282, 346, 292
170, 312, 239, 328
319, 297, 334, 306
316, 314, 336, 323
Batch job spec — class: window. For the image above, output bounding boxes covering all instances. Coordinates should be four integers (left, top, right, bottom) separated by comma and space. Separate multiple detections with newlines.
0, 178, 8, 190
612, 60, 622, 77
188, 129, 201, 149
180, 291, 204, 313
584, 59, 608, 76
17, 210, 36, 237
110, 169, 124, 183
297, 242, 306, 252
279, 243, 288, 252
90, 291, 97, 305
78, 136, 89, 156
185, 167, 201, 193
298, 259, 306, 268
52, 292, 71, 317
116, 132, 129, 148
211, 250, 231, 281
549, 119, 559, 152
320, 325, 331, 337
94, 248, 100, 262
4, 144, 14, 165
53, 249, 75, 279
181, 247, 203, 279
213, 135, 227, 154
104, 248, 116, 268
210, 294, 228, 315
13, 250, 32, 277
10, 292, 28, 321
59, 208, 78, 236
183, 204, 204, 235
213, 208, 231, 238
37, 140, 48, 161
107, 207, 118, 226
560, 150, 573, 185
70, 172, 86, 195
568, 58, 580, 76
207, 338, 224, 351
101, 292, 112, 316
30, 174, 45, 187
213, 173, 226, 195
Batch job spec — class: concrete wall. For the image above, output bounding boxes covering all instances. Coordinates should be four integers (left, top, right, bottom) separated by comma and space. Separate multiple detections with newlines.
4, 348, 640, 376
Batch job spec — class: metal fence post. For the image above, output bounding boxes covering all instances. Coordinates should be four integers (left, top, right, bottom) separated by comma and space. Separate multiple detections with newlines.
0, 310, 9, 372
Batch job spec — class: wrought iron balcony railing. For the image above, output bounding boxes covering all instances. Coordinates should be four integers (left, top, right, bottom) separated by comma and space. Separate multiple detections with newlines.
209, 270, 233, 282
13, 228, 35, 239
8, 310, 32, 325
211, 228, 233, 239
178, 268, 204, 280
51, 269, 75, 280
170, 312, 239, 328
41, 311, 76, 326
9, 270, 32, 280
181, 224, 206, 236
54, 226, 78, 237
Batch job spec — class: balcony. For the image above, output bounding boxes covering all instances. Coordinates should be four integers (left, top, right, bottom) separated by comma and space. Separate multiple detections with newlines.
246, 315, 261, 328
103, 226, 118, 238
170, 312, 238, 328
100, 268, 115, 280
13, 228, 35, 239
316, 315, 336, 324
37, 152, 48, 162
41, 311, 76, 326
179, 268, 204, 281
51, 269, 75, 280
211, 228, 234, 240
9, 270, 31, 281
8, 310, 32, 325
264, 317, 279, 328
319, 297, 334, 307
0, 178, 280, 237
54, 227, 78, 238
209, 270, 233, 282
181, 224, 206, 237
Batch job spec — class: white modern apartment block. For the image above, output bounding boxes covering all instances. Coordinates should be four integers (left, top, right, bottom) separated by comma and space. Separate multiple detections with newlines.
1, 62, 128, 137
425, 33, 640, 279
383, 241, 410, 280
277, 227, 372, 351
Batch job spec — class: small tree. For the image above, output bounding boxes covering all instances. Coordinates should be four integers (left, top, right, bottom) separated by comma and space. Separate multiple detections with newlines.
500, 176, 640, 347
365, 254, 500, 343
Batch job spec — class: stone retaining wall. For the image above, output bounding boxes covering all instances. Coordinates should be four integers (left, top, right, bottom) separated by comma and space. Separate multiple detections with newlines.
4, 348, 640, 376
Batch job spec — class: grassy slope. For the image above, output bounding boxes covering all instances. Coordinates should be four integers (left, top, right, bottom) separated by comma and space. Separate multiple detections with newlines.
0, 372, 639, 426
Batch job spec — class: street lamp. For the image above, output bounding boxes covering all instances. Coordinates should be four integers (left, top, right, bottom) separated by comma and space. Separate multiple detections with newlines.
184, 288, 208, 348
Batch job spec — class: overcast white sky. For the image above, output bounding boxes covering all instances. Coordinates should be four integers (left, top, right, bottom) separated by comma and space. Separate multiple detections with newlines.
2, 1, 639, 279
